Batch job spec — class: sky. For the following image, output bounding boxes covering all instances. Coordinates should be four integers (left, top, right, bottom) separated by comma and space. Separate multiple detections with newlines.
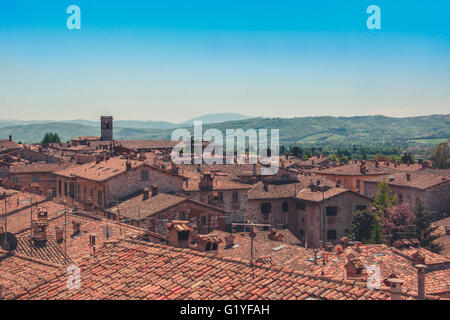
0, 0, 449, 122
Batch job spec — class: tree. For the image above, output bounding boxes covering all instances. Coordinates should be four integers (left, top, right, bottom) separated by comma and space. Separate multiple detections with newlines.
291, 146, 303, 158
381, 202, 415, 243
414, 201, 442, 253
430, 142, 450, 169
400, 152, 414, 164
373, 181, 396, 214
349, 209, 383, 244
41, 132, 61, 144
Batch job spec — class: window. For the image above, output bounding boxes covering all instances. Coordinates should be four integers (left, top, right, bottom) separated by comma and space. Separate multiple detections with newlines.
326, 207, 338, 216
69, 183, 75, 198
77, 185, 81, 201
326, 207, 338, 224
90, 188, 94, 199
356, 179, 360, 190
327, 230, 337, 240
398, 194, 403, 204
179, 211, 186, 220
64, 182, 67, 196
282, 202, 289, 212
32, 174, 39, 182
58, 180, 62, 195
232, 192, 239, 203
218, 192, 224, 203
97, 191, 103, 207
355, 205, 367, 212
261, 203, 271, 214
141, 170, 149, 181
201, 216, 207, 225
296, 201, 306, 211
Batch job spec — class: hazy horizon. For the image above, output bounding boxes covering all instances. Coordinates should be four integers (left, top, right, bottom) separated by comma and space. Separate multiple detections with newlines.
1, 112, 450, 124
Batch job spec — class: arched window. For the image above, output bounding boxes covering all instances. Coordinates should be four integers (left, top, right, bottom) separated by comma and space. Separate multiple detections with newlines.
282, 202, 289, 212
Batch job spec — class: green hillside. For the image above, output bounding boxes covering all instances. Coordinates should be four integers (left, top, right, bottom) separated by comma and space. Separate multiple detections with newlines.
1, 115, 448, 148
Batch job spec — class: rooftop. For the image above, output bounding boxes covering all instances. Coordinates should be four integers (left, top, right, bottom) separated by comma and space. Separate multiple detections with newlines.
13, 239, 409, 300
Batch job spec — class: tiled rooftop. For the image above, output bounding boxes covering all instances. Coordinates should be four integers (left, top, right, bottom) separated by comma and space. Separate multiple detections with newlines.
14, 239, 412, 300
364, 171, 450, 190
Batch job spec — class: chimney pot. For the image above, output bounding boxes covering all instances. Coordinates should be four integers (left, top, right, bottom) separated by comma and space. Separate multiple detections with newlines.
8, 135, 12, 142
388, 278, 404, 300
142, 188, 150, 200
151, 184, 158, 197
415, 264, 427, 300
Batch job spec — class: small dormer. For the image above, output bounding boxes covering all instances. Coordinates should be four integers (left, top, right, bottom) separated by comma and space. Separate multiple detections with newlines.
196, 235, 222, 252
166, 220, 191, 248
268, 228, 284, 242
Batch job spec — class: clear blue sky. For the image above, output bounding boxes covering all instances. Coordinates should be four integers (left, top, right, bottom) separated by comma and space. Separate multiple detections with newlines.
0, 0, 449, 122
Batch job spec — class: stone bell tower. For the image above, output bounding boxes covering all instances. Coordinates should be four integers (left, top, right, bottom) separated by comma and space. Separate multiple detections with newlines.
100, 116, 113, 141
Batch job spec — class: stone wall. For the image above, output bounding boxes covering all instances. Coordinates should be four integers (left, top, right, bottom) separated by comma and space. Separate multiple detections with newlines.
105, 166, 184, 205
292, 191, 372, 248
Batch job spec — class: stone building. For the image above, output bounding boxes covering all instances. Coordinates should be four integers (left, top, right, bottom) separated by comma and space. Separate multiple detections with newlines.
183, 171, 251, 226
290, 185, 372, 248
364, 171, 450, 218
54, 157, 185, 212
313, 161, 399, 194
247, 181, 302, 228
105, 186, 229, 235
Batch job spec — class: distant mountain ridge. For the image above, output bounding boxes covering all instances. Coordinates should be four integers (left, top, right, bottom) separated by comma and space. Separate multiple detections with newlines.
0, 113, 252, 130
0, 114, 448, 146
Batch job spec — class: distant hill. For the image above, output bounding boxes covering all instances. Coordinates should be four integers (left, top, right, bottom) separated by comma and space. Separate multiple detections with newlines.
1, 114, 448, 146
180, 113, 252, 126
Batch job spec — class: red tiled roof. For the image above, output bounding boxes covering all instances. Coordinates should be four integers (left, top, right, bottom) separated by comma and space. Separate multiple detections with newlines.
14, 239, 409, 300
54, 157, 184, 182
10, 162, 73, 174
364, 171, 450, 190
248, 182, 303, 200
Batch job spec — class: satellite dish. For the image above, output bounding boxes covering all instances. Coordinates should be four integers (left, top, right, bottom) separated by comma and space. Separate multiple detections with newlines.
0, 232, 18, 252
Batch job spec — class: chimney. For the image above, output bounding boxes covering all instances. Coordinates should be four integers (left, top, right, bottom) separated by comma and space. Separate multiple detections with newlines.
72, 219, 81, 235
225, 234, 235, 248
125, 160, 132, 171
340, 236, 349, 248
189, 226, 199, 244
388, 278, 404, 300
355, 241, 362, 252
55, 226, 64, 243
313, 249, 318, 265
253, 163, 257, 176
344, 253, 366, 281
415, 264, 427, 300
8, 135, 12, 142
166, 220, 191, 248
411, 251, 425, 265
323, 251, 329, 265
200, 172, 214, 191
142, 187, 150, 200
37, 207, 48, 222
406, 173, 411, 181
151, 184, 158, 196
263, 179, 269, 192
